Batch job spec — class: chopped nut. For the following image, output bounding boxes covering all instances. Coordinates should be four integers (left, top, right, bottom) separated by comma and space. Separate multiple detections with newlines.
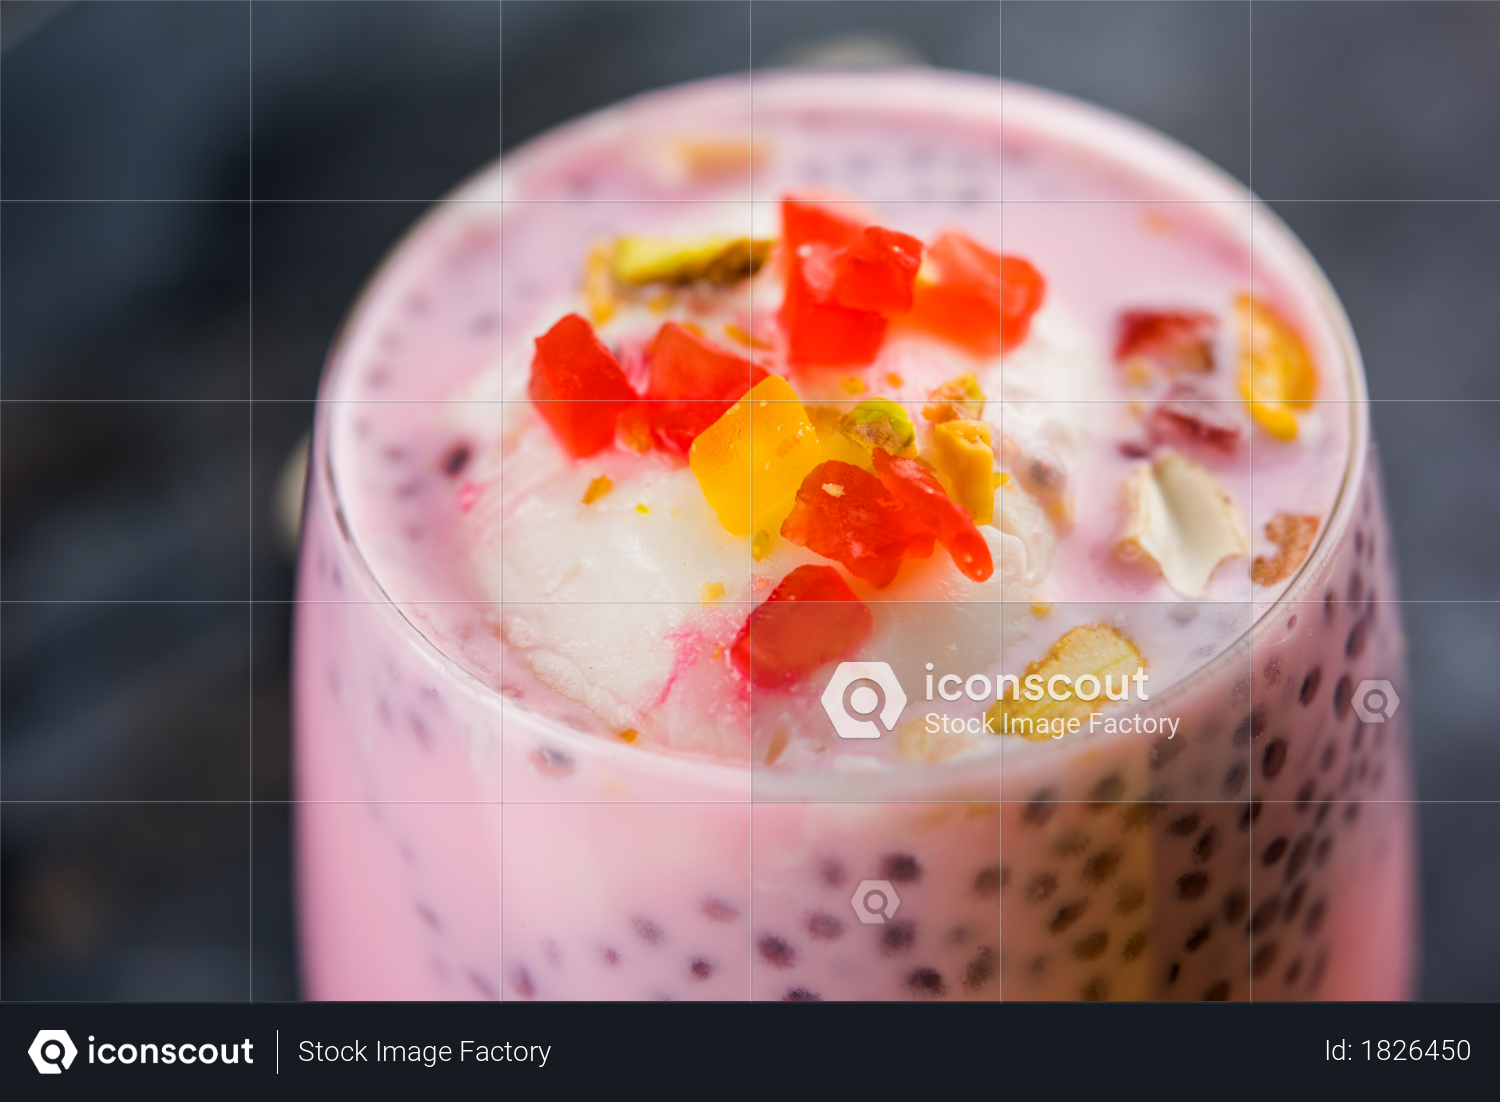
701, 581, 726, 605
999, 435, 1069, 522
581, 475, 613, 505
821, 482, 846, 498
583, 243, 617, 326
987, 624, 1147, 740
839, 398, 916, 455
1116, 451, 1249, 598
613, 236, 772, 287
635, 503, 651, 515
931, 419, 995, 525
839, 376, 867, 395
1251, 513, 1320, 586
666, 137, 766, 180
886, 372, 904, 388
619, 728, 639, 744
922, 372, 985, 422
1236, 294, 1317, 440
751, 530, 771, 561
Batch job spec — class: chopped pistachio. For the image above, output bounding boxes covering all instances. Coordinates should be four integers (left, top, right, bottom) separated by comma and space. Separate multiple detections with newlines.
612, 236, 772, 287
922, 372, 985, 422
839, 398, 916, 455
931, 419, 995, 524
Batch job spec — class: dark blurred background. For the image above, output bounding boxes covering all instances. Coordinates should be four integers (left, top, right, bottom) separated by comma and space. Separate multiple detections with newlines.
2, 1, 1497, 1000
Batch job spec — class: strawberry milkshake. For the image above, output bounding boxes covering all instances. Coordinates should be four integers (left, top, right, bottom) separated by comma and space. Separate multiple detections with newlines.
294, 71, 1413, 1001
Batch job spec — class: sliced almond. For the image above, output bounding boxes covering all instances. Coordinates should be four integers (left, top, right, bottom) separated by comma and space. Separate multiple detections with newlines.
987, 623, 1146, 741
1116, 451, 1248, 598
1251, 513, 1320, 586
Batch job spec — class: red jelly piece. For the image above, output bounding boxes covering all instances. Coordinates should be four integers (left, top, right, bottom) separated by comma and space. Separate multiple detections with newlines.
871, 449, 993, 582
1116, 309, 1218, 373
644, 322, 767, 453
729, 564, 873, 688
528, 313, 638, 457
1147, 384, 1243, 451
780, 461, 936, 588
781, 195, 865, 255
783, 242, 888, 368
909, 232, 1045, 357
832, 226, 924, 314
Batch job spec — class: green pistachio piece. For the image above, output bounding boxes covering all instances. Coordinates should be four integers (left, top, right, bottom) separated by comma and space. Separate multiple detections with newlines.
922, 372, 985, 422
839, 397, 916, 455
612, 236, 773, 287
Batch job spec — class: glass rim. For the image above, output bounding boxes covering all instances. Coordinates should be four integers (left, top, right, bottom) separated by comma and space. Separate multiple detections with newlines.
309, 68, 1369, 802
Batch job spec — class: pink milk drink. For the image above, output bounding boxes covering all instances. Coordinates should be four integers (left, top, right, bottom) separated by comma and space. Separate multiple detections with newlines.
294, 72, 1414, 1001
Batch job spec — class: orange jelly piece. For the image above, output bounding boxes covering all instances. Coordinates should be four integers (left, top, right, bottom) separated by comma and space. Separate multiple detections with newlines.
729, 564, 873, 688
689, 375, 821, 536
780, 460, 936, 588
910, 232, 1045, 357
1236, 294, 1317, 441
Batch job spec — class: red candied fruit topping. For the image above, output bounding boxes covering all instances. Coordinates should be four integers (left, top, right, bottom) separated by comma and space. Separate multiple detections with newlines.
871, 449, 993, 582
730, 564, 873, 688
643, 322, 767, 453
1147, 384, 1243, 451
783, 241, 888, 368
528, 313, 639, 457
1115, 309, 1218, 374
780, 197, 887, 368
782, 196, 865, 255
832, 227, 924, 314
780, 460, 936, 588
909, 232, 1045, 357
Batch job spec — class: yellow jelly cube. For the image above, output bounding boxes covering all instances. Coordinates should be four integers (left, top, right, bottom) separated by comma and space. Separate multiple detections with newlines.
690, 376, 821, 536
932, 419, 995, 525
1236, 294, 1317, 441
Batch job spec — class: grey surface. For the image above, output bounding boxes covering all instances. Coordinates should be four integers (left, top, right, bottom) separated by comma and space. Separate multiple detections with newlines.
1, 0, 1497, 1001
